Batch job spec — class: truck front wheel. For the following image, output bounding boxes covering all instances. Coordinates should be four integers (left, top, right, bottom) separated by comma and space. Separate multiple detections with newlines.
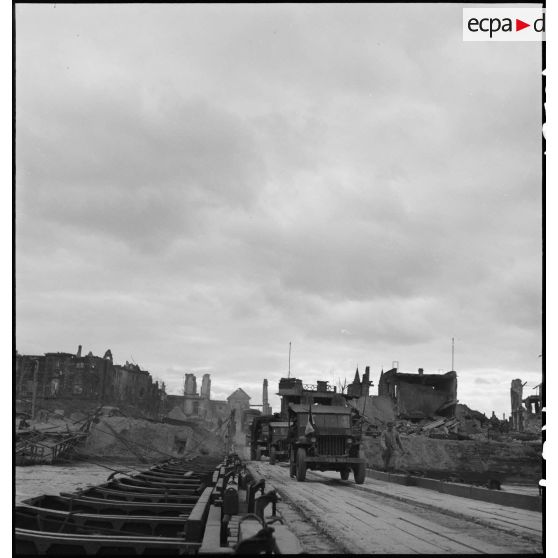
289, 449, 296, 478
296, 448, 307, 482
353, 462, 366, 484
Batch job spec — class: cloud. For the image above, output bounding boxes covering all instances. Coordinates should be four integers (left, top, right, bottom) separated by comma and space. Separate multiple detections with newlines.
17, 94, 266, 255
15, 4, 542, 416
474, 377, 497, 385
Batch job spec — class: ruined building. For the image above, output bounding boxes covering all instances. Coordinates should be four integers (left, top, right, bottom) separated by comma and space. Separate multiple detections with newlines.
347, 366, 373, 398
165, 373, 233, 428
201, 373, 211, 400
15, 346, 166, 418
163, 372, 258, 457
510, 378, 526, 431
510, 378, 542, 434
524, 384, 542, 415
378, 367, 458, 419
227, 388, 252, 447
183, 373, 199, 415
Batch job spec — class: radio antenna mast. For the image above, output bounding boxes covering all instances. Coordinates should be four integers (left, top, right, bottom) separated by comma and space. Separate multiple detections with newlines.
451, 337, 455, 371
288, 342, 292, 378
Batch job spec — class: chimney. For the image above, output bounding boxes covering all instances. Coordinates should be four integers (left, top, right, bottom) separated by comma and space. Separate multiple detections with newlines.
418, 368, 424, 375
76, 345, 82, 358
201, 374, 211, 400
184, 373, 197, 396
363, 366, 371, 397
263, 379, 268, 405
262, 379, 271, 415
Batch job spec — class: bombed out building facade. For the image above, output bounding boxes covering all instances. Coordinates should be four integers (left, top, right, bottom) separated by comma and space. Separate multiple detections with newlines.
15, 346, 166, 418
340, 365, 458, 427
165, 372, 267, 458
165, 372, 259, 430
165, 373, 233, 428
378, 367, 458, 419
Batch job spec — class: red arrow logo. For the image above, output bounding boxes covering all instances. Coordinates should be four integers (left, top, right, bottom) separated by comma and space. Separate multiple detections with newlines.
516, 19, 530, 31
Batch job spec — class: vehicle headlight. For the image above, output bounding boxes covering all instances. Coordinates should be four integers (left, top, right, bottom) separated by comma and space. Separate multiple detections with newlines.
347, 437, 353, 444
310, 436, 317, 443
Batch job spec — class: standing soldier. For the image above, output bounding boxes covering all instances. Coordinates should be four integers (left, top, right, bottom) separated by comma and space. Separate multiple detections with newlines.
380, 421, 405, 472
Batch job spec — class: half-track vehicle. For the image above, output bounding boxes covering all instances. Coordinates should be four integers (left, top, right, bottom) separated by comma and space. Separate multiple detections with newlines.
287, 403, 366, 483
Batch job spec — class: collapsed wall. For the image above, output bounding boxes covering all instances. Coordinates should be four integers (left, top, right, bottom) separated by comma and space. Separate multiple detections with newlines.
351, 395, 396, 424
361, 435, 541, 483
83, 416, 225, 461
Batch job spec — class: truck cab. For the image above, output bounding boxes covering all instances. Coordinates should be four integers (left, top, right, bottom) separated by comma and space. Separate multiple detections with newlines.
250, 416, 272, 461
287, 403, 366, 483
250, 416, 290, 464
268, 422, 289, 464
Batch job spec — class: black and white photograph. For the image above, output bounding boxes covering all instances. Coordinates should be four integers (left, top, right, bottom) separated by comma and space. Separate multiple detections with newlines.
14, 3, 544, 555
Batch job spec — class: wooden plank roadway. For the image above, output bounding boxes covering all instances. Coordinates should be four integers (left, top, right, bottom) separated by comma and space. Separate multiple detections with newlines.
249, 462, 542, 555
315, 470, 542, 542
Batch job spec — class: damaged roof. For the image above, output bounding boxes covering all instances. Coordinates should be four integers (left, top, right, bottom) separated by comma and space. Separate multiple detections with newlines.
288, 403, 352, 414
388, 370, 457, 385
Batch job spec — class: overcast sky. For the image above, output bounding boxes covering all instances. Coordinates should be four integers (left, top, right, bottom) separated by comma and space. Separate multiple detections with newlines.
15, 4, 542, 416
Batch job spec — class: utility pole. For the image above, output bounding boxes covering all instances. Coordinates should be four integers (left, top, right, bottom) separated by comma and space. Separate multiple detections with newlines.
31, 359, 39, 420
451, 337, 455, 371
288, 342, 291, 378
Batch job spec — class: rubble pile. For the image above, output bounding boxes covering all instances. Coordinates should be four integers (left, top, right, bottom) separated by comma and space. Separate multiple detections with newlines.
355, 378, 542, 482
84, 416, 226, 461
359, 400, 541, 444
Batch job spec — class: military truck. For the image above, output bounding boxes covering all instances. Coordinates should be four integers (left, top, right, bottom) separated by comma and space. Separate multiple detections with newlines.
250, 415, 289, 463
268, 421, 289, 464
250, 416, 271, 461
287, 403, 366, 483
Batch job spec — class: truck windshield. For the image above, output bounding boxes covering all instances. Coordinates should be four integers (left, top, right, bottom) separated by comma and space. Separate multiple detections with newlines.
297, 413, 350, 429
313, 414, 350, 428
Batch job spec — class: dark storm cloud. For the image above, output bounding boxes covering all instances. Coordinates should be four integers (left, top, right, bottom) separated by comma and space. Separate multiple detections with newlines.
16, 4, 542, 414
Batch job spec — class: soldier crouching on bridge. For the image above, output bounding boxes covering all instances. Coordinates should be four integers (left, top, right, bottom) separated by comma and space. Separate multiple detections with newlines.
380, 421, 405, 472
